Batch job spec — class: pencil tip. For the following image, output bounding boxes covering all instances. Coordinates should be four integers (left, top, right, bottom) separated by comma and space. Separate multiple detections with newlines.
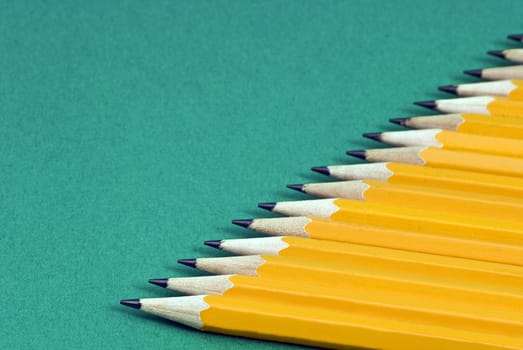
438, 85, 458, 95
488, 50, 506, 59
464, 69, 482, 78
413, 101, 437, 110
311, 166, 330, 176
204, 240, 222, 249
363, 132, 382, 142
120, 299, 142, 309
286, 184, 304, 192
232, 219, 253, 228
346, 150, 366, 160
258, 202, 276, 211
508, 34, 523, 42
389, 117, 408, 126
178, 259, 197, 268
148, 279, 168, 288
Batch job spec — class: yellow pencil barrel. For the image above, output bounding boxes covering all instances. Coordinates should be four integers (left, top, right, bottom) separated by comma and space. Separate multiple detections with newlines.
304, 217, 523, 266
384, 163, 523, 199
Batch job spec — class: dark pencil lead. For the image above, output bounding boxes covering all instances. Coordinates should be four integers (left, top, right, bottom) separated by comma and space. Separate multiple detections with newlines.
258, 202, 276, 211
363, 132, 382, 142
148, 279, 169, 288
178, 258, 197, 268
346, 150, 366, 160
204, 240, 222, 249
464, 69, 482, 78
508, 34, 523, 42
438, 85, 458, 95
311, 166, 330, 176
389, 117, 408, 126
232, 219, 253, 228
286, 184, 304, 192
120, 299, 142, 309
413, 101, 437, 110
488, 50, 506, 59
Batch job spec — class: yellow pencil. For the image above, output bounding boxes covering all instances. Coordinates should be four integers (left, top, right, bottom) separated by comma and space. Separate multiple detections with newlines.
177, 255, 523, 303
347, 146, 523, 177
121, 293, 521, 350
150, 274, 523, 326
364, 129, 523, 158
439, 80, 523, 99
414, 96, 523, 116
390, 113, 523, 139
312, 162, 523, 199
232, 216, 523, 266
463, 65, 523, 80
146, 275, 523, 341
257, 198, 523, 246
203, 236, 523, 292
286, 179, 523, 222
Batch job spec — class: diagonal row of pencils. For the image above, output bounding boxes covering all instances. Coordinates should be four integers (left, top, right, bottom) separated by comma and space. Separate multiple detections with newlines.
121, 34, 523, 350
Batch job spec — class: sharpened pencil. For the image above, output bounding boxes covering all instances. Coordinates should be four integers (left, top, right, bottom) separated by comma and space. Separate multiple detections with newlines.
346, 146, 523, 177
150, 274, 523, 326
176, 255, 523, 302
146, 274, 523, 340
391, 113, 523, 139
232, 216, 523, 266
489, 49, 523, 63
439, 80, 523, 99
464, 65, 523, 80
508, 34, 523, 43
311, 162, 523, 199
121, 294, 523, 350
203, 236, 523, 291
286, 179, 523, 222
414, 96, 523, 116
364, 129, 523, 158
258, 198, 523, 246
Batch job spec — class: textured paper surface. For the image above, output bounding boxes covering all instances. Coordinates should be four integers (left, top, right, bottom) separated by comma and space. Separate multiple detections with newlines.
1, 1, 521, 349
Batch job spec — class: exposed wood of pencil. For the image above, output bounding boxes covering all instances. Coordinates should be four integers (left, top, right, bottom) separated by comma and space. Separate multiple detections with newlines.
121, 294, 521, 350
347, 146, 523, 177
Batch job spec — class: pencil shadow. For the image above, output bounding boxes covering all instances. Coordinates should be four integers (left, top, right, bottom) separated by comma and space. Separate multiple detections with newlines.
214, 225, 260, 238
165, 264, 210, 276
297, 171, 336, 182
112, 304, 196, 329
132, 284, 177, 297
399, 106, 434, 116
447, 73, 479, 84
475, 56, 511, 66
491, 39, 522, 48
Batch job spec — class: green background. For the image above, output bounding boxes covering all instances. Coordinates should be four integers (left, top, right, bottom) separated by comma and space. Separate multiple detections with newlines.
1, 1, 521, 349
